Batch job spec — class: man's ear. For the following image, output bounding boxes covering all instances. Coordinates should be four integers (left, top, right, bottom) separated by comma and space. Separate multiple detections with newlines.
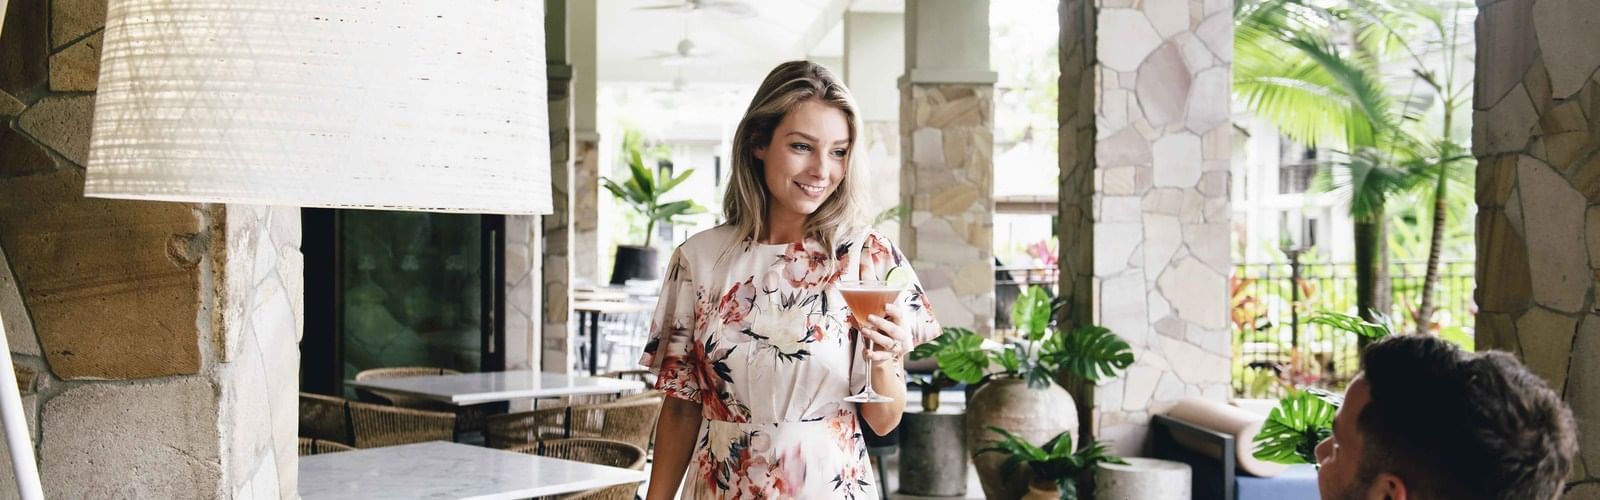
1367, 472, 1407, 500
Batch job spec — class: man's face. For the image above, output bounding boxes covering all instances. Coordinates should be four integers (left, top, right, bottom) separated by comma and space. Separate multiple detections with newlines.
1315, 375, 1396, 500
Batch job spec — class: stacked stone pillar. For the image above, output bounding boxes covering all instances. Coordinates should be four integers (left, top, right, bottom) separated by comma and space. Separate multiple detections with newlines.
570, 0, 601, 287
1058, 0, 1235, 455
539, 0, 575, 373
1473, 0, 1600, 495
900, 0, 997, 337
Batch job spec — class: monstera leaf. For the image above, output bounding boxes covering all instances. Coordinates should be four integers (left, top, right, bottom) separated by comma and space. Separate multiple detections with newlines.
1043, 325, 1135, 383
1253, 388, 1342, 464
1305, 311, 1394, 339
912, 328, 989, 385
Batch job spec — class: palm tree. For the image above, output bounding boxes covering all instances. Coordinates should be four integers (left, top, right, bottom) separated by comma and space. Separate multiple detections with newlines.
1233, 0, 1474, 333
1343, 0, 1475, 334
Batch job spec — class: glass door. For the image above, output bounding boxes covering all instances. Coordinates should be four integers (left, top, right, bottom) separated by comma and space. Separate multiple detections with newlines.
300, 209, 504, 397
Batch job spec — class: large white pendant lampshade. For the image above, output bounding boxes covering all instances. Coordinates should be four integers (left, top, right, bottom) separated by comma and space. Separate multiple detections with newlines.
83, 0, 552, 214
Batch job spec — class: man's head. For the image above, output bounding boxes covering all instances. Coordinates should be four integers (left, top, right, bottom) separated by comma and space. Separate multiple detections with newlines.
1314, 335, 1578, 500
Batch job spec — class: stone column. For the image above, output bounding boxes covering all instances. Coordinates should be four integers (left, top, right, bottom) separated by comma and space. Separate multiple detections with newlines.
844, 11, 904, 237
1473, 1, 1600, 496
1, 1, 299, 497
1058, 0, 1235, 455
570, 0, 601, 287
541, 0, 575, 374
900, 0, 997, 337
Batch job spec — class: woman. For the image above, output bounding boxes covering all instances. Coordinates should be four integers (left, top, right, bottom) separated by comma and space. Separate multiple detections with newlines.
640, 61, 941, 499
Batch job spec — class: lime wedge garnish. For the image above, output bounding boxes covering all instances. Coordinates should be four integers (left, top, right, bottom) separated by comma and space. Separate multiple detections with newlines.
884, 266, 914, 288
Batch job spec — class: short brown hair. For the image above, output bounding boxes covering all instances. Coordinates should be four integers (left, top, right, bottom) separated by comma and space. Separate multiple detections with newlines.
1356, 335, 1577, 500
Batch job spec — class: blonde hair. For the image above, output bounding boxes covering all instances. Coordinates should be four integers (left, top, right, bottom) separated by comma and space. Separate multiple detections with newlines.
723, 60, 864, 255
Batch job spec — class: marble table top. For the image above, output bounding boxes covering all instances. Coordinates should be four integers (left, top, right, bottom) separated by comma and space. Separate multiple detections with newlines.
347, 371, 646, 406
299, 441, 645, 500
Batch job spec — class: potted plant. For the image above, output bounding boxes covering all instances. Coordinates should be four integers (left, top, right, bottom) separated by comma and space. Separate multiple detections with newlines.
913, 285, 1135, 499
1253, 312, 1392, 464
906, 370, 957, 412
977, 427, 1126, 500
601, 144, 703, 284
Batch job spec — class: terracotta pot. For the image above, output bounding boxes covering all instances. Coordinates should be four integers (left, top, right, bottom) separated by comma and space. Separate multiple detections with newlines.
1023, 479, 1062, 500
967, 378, 1079, 500
921, 390, 940, 412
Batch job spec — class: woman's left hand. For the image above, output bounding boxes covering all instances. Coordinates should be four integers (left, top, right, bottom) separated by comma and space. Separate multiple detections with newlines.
863, 304, 914, 364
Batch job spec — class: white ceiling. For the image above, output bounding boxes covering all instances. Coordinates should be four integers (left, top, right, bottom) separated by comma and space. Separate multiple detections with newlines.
597, 0, 901, 85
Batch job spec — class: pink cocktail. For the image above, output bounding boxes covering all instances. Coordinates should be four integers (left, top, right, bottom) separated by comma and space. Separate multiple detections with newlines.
836, 280, 905, 403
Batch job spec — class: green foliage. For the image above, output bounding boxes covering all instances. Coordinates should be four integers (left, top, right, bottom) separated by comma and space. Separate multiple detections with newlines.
1236, 0, 1477, 336
911, 328, 990, 385
978, 427, 1128, 500
1253, 388, 1343, 464
1012, 286, 1053, 341
601, 143, 705, 247
1043, 325, 1135, 383
1304, 311, 1394, 340
914, 286, 1133, 390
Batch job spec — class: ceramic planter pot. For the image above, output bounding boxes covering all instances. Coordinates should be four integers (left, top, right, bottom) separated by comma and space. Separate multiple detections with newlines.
967, 378, 1079, 500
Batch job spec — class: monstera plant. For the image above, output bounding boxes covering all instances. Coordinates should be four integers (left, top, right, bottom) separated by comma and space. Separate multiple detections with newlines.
911, 285, 1135, 499
1253, 311, 1393, 464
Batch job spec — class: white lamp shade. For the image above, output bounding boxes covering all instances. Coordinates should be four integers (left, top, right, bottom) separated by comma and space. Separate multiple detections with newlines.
84, 0, 552, 214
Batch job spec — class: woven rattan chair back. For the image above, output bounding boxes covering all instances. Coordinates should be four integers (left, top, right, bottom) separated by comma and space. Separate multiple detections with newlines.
347, 399, 456, 448
298, 437, 356, 456
507, 438, 646, 500
299, 392, 352, 445
485, 395, 662, 451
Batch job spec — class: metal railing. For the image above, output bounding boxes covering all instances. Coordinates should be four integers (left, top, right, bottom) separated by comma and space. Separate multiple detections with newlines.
1231, 259, 1476, 399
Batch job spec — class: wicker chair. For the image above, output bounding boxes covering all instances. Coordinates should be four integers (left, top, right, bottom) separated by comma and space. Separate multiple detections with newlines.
299, 392, 352, 445
354, 366, 487, 434
298, 437, 356, 456
347, 399, 457, 448
507, 439, 646, 500
485, 395, 662, 451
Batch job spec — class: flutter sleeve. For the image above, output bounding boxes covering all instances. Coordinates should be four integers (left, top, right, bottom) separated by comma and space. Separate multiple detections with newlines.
637, 247, 703, 403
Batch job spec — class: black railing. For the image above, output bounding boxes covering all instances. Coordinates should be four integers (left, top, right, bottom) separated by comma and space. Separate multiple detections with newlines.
1232, 259, 1476, 399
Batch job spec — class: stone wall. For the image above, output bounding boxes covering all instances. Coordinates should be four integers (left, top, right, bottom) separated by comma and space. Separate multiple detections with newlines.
0, 0, 299, 496
1058, 0, 1235, 456
1473, 0, 1600, 496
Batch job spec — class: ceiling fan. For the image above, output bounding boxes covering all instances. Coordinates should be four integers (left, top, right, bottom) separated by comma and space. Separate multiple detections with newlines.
632, 0, 757, 18
639, 37, 714, 66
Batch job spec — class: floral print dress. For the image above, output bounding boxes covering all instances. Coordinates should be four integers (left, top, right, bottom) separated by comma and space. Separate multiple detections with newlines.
639, 225, 940, 499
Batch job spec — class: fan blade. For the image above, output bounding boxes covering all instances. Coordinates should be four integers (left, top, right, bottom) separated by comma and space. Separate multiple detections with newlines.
634, 3, 690, 11
704, 1, 756, 17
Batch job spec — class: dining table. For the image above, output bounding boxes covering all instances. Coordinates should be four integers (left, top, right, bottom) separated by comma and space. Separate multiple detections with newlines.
345, 370, 645, 406
298, 441, 646, 500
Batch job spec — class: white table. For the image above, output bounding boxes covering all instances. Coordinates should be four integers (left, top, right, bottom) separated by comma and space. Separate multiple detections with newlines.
299, 441, 646, 500
347, 371, 646, 406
